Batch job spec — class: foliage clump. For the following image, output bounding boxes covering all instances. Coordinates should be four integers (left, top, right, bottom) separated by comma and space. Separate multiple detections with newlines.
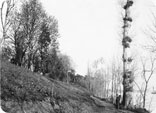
1, 60, 52, 102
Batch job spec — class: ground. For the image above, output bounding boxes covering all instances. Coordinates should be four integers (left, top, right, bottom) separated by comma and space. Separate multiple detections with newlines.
0, 60, 146, 113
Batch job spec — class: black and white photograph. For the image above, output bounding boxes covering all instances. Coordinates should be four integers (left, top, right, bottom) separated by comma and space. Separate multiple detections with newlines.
0, 0, 156, 113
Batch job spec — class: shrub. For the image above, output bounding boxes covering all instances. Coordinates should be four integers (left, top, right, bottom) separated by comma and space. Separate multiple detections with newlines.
1, 61, 52, 103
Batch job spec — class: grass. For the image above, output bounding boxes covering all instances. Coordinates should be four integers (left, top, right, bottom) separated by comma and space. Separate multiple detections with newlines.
0, 60, 97, 113
1, 60, 143, 113
1, 60, 52, 102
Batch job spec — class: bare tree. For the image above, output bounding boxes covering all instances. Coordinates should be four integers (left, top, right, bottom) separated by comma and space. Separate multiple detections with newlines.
140, 56, 156, 108
110, 59, 123, 103
20, 0, 44, 69
86, 61, 93, 91
0, 0, 15, 46
133, 55, 156, 108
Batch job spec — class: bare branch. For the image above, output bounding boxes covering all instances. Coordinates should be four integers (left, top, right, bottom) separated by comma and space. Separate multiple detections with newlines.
134, 80, 144, 98
147, 57, 156, 82
0, 0, 15, 46
141, 57, 147, 82
0, 1, 5, 30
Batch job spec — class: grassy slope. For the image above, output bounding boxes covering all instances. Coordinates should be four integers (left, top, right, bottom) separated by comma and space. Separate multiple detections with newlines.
0, 61, 135, 113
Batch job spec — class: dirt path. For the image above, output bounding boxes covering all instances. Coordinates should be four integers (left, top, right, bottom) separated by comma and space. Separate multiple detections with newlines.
90, 96, 134, 113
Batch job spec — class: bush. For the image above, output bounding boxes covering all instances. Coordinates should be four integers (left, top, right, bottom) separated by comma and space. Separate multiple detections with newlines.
1, 61, 52, 103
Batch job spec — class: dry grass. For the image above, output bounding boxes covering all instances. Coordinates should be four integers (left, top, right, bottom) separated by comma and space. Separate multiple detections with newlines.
0, 60, 139, 113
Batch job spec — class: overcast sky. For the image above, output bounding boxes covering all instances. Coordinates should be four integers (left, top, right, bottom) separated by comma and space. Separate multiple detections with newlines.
40, 0, 155, 75
40, 0, 156, 89
41, 0, 120, 75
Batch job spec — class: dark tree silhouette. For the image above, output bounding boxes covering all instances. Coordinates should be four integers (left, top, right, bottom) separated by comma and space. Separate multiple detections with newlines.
38, 21, 51, 73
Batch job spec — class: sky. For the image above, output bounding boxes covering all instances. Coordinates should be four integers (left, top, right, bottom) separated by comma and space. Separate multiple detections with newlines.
40, 0, 156, 89
40, 0, 155, 75
41, 0, 121, 75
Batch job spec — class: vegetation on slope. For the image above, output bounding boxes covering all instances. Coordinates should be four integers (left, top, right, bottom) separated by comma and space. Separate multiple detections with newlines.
0, 61, 96, 113
1, 60, 148, 113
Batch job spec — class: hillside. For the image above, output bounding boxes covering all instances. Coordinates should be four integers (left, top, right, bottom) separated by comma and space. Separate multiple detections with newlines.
0, 60, 137, 113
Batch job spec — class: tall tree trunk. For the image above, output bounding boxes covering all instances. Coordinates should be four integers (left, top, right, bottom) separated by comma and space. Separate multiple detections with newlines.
27, 54, 31, 69
143, 83, 147, 108
121, 0, 134, 108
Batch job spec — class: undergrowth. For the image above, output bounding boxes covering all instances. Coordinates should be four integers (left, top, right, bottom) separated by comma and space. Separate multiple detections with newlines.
1, 61, 52, 102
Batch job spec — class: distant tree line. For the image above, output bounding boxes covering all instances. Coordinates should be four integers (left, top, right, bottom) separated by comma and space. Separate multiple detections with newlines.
74, 58, 123, 102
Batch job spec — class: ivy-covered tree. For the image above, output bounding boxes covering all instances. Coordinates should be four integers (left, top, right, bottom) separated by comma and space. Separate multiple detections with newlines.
121, 0, 134, 108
